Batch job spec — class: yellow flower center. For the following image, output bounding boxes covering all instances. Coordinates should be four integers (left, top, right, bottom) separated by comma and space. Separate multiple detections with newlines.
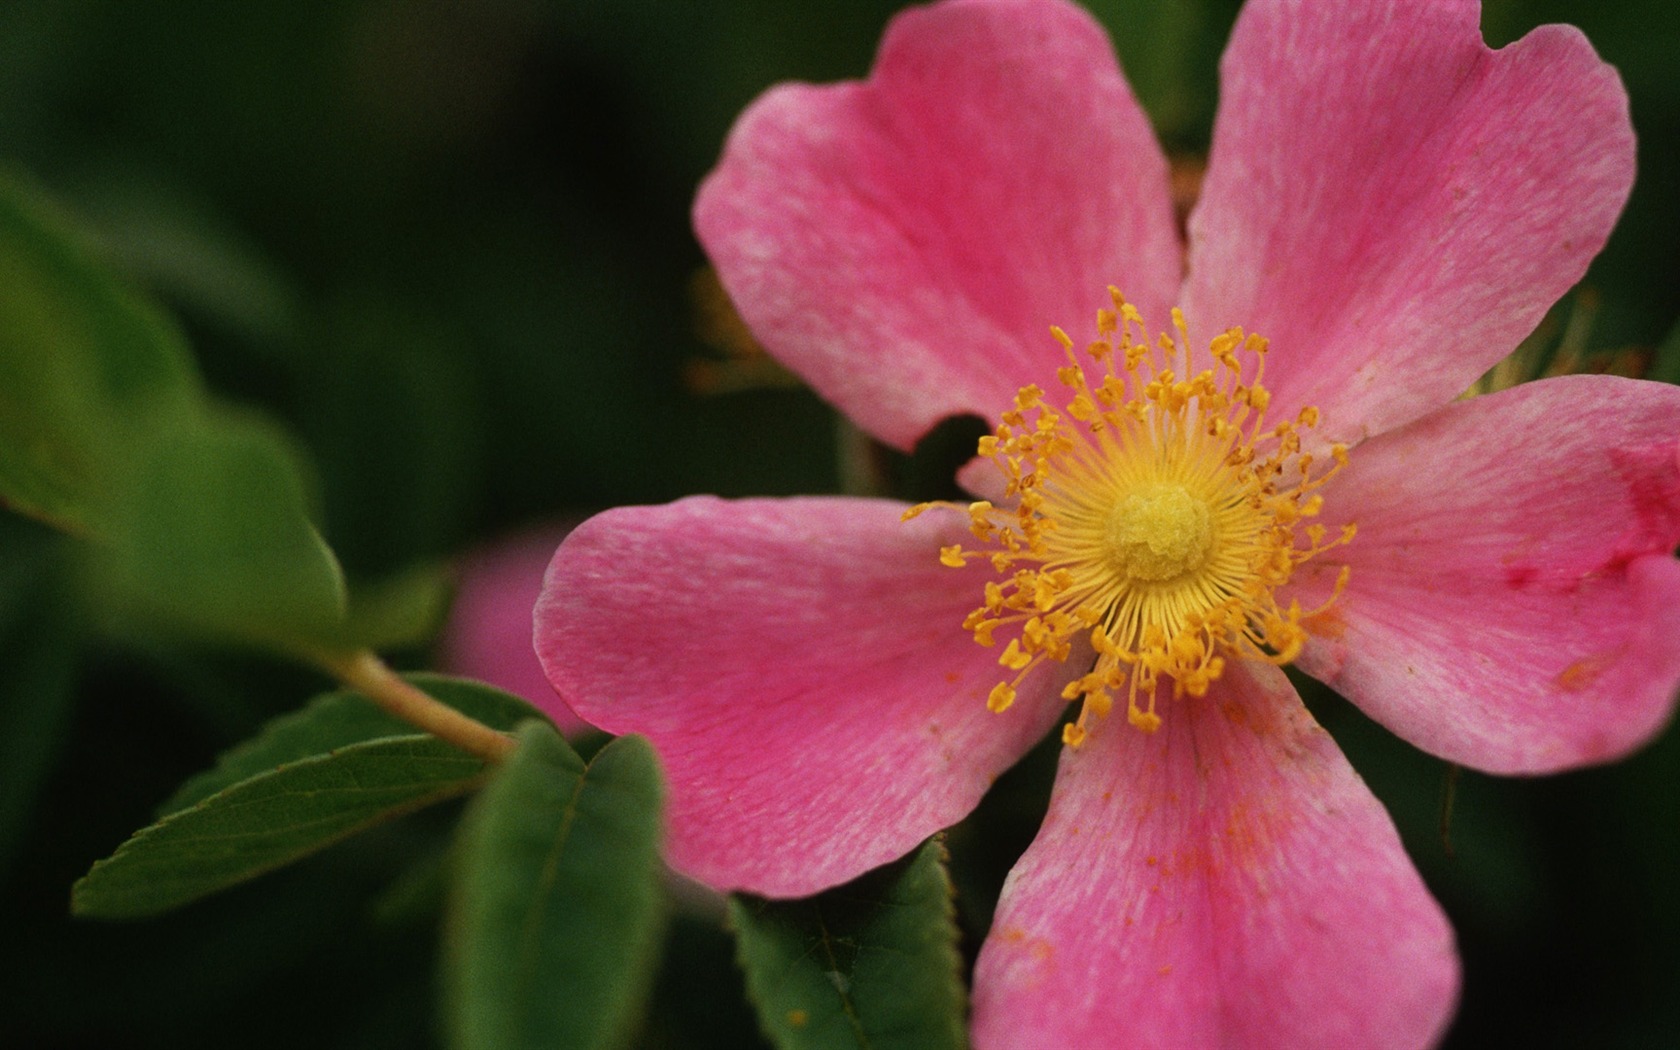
1105, 484, 1212, 582
906, 288, 1353, 746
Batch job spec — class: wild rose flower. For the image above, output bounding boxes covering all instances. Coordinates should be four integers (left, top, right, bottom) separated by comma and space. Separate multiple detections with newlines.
441, 523, 589, 735
535, 0, 1680, 1045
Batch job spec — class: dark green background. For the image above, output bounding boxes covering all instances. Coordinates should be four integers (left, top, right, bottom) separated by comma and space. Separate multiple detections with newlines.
1, 0, 1676, 1046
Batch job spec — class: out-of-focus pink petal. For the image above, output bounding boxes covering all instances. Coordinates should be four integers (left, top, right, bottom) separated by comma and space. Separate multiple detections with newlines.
1181, 0, 1634, 445
535, 496, 1071, 897
1292, 376, 1680, 774
439, 522, 589, 735
695, 0, 1180, 452
971, 661, 1457, 1049
956, 452, 1011, 504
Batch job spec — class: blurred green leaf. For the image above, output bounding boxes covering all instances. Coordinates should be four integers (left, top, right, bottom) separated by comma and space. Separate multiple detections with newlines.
157, 675, 543, 816
1087, 0, 1219, 141
302, 297, 478, 578
0, 170, 201, 533
341, 562, 455, 650
1649, 314, 1680, 385
73, 735, 491, 919
447, 725, 664, 1050
730, 837, 968, 1050
0, 174, 446, 660
73, 172, 304, 351
0, 521, 82, 873
98, 407, 349, 653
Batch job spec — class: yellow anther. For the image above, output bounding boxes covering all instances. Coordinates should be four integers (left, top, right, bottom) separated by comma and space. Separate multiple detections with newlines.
1127, 705, 1162, 734
988, 682, 1017, 713
998, 639, 1032, 672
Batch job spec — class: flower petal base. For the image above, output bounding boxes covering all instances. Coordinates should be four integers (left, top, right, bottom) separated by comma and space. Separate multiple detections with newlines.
971, 661, 1459, 1050
910, 291, 1353, 744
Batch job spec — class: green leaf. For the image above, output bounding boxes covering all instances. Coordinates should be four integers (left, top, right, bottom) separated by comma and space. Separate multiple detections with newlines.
447, 725, 665, 1050
340, 562, 455, 650
0, 170, 202, 533
731, 838, 969, 1050
1649, 314, 1680, 385
0, 175, 372, 655
97, 406, 350, 651
157, 674, 544, 816
72, 173, 305, 349
1087, 0, 1217, 138
0, 521, 82, 873
72, 734, 491, 919
302, 298, 478, 576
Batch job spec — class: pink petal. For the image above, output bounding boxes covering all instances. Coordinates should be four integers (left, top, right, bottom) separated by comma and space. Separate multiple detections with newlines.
694, 0, 1181, 451
438, 522, 589, 736
1181, 0, 1635, 445
1291, 376, 1680, 774
971, 661, 1457, 1049
534, 496, 1072, 896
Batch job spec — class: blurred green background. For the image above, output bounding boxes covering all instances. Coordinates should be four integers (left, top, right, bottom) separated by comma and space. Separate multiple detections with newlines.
1, 0, 1676, 1046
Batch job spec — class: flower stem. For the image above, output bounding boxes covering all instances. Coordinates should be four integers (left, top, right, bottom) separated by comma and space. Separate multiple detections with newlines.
317, 649, 516, 763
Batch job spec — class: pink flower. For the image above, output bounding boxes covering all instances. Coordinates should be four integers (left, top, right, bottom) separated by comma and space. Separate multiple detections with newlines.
440, 522, 590, 736
535, 0, 1680, 1045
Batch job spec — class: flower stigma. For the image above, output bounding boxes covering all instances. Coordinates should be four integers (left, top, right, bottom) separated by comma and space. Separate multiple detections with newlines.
905, 289, 1354, 747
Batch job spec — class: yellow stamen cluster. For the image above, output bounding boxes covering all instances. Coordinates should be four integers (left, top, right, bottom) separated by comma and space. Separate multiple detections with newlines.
905, 289, 1353, 746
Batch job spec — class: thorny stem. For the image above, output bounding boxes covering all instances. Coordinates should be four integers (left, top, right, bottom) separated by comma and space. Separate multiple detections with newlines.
315, 649, 516, 763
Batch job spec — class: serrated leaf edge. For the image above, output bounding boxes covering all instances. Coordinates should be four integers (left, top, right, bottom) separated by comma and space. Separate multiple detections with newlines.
156, 673, 547, 817
74, 734, 489, 919
729, 835, 970, 1050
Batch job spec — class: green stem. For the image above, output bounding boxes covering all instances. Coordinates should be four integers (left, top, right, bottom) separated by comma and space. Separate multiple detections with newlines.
317, 649, 516, 763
